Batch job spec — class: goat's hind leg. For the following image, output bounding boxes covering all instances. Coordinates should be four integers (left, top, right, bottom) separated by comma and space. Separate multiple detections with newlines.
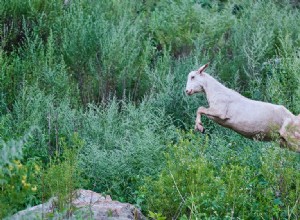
278, 118, 291, 149
279, 118, 300, 152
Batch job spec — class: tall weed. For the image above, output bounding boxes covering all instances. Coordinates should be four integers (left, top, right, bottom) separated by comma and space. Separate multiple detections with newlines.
44, 133, 85, 214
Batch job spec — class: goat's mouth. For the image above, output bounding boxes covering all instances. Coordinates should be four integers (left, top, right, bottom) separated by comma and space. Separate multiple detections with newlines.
186, 91, 194, 95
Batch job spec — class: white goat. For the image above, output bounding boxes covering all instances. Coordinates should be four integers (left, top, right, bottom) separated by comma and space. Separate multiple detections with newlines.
185, 63, 300, 152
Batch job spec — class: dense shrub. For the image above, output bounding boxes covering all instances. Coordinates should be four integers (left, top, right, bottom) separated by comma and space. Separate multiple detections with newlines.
0, 159, 41, 219
0, 0, 63, 52
211, 0, 300, 106
142, 131, 300, 219
78, 99, 176, 203
0, 34, 77, 112
58, 0, 155, 104
0, 132, 41, 218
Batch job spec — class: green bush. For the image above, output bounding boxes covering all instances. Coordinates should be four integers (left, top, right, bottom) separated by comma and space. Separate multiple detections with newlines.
6, 86, 78, 160
0, 159, 41, 219
0, 34, 77, 112
0, 0, 63, 52
44, 133, 85, 213
78, 99, 176, 203
148, 0, 234, 56
59, 0, 154, 104
0, 133, 41, 219
211, 0, 300, 101
142, 130, 300, 219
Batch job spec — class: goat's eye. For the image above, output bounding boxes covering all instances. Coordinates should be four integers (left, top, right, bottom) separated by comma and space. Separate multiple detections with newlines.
191, 76, 195, 80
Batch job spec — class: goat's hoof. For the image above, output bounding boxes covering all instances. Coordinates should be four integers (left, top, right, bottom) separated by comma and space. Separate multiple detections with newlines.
195, 123, 205, 133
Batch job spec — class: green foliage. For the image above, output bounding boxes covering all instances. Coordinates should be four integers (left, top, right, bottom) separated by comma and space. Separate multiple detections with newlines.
1, 86, 79, 160
57, 0, 154, 103
1, 0, 300, 219
0, 33, 77, 112
44, 133, 84, 213
0, 159, 41, 219
148, 211, 167, 220
149, 0, 234, 56
79, 99, 176, 203
142, 131, 300, 219
0, 0, 63, 52
0, 133, 41, 219
211, 0, 300, 104
263, 53, 300, 113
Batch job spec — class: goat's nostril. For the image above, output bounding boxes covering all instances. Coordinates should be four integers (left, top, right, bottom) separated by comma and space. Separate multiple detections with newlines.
186, 90, 192, 95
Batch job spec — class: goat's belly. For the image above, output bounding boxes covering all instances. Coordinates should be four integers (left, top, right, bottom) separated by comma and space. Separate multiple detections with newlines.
235, 129, 274, 141
216, 118, 279, 141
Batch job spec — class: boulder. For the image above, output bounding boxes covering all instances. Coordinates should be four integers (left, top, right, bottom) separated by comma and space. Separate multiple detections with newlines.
8, 189, 145, 220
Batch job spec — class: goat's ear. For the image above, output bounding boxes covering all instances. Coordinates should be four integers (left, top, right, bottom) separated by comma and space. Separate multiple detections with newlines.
197, 63, 209, 74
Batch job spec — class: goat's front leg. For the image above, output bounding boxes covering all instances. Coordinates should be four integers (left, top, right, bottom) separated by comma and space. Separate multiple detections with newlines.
195, 106, 228, 133
195, 107, 206, 133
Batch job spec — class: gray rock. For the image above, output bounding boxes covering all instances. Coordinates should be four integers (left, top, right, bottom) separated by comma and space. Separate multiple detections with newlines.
7, 189, 145, 220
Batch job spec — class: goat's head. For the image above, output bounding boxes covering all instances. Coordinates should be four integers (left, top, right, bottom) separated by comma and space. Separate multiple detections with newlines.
185, 63, 209, 95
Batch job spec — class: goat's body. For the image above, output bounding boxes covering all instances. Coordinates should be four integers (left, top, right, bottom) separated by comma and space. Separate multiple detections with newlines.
205, 83, 294, 140
185, 66, 300, 152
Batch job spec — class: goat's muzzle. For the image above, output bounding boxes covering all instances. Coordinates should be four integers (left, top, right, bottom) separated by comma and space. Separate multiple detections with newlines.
186, 89, 193, 95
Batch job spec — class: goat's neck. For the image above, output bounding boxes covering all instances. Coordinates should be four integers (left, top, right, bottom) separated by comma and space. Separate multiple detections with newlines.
202, 74, 231, 103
